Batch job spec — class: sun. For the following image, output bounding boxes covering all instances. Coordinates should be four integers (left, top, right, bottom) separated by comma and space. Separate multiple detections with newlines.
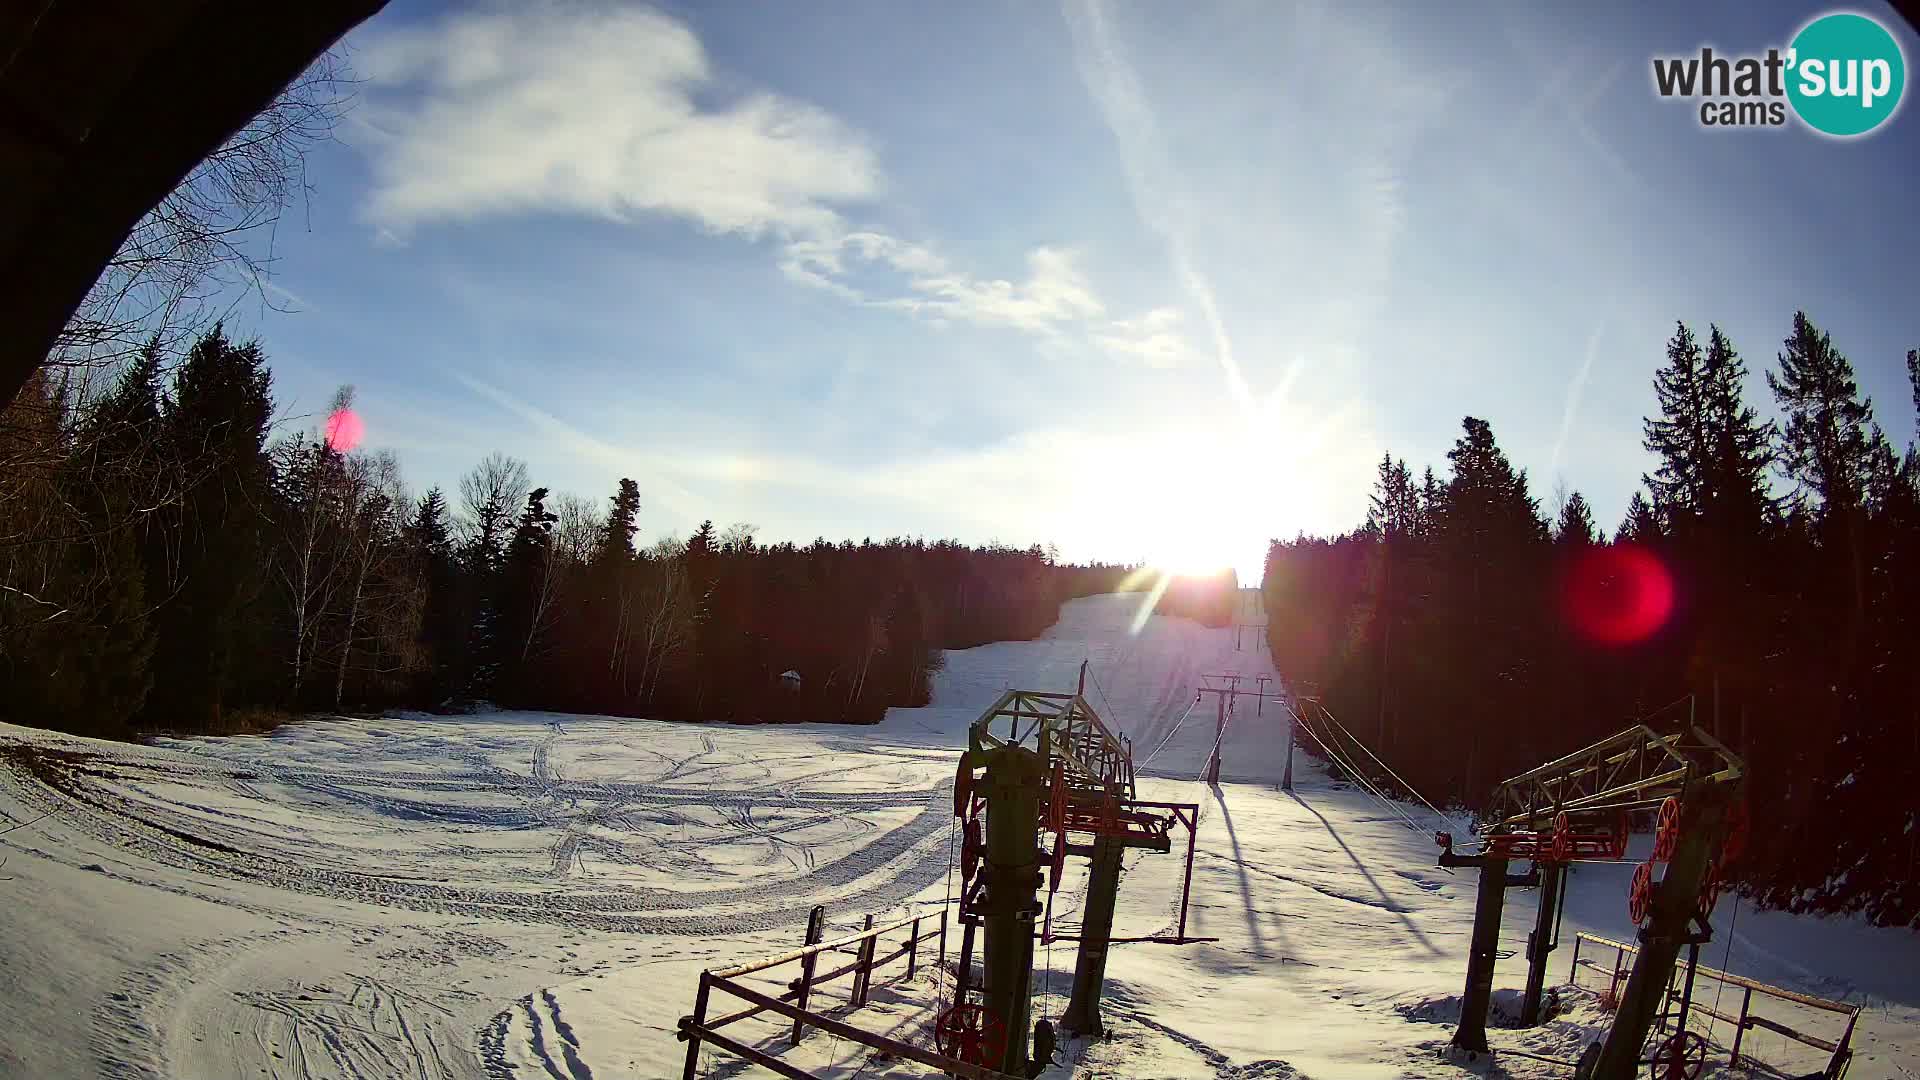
1151, 546, 1237, 579
1072, 422, 1279, 594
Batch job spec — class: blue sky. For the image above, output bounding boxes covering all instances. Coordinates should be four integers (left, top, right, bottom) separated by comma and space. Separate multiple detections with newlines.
238, 0, 1920, 582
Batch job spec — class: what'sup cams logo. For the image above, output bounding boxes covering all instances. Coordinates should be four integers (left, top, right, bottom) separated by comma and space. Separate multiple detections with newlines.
1652, 11, 1907, 136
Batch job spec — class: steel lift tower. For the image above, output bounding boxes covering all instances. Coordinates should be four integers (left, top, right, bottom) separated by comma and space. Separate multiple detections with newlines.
944, 682, 1199, 1076
1434, 723, 1747, 1080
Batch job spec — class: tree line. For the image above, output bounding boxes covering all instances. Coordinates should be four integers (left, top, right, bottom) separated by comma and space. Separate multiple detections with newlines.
1262, 312, 1919, 928
0, 326, 1147, 737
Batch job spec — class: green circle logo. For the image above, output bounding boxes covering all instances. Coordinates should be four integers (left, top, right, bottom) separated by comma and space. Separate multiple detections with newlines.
1787, 12, 1906, 137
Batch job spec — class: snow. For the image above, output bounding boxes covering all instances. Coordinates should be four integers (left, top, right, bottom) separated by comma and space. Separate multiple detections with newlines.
0, 592, 1916, 1079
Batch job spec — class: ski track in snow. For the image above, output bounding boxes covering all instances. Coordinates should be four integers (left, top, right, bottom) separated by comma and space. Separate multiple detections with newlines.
3, 592, 1918, 1079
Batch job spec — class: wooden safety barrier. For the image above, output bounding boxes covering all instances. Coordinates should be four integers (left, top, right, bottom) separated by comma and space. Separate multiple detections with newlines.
678, 902, 1021, 1080
1570, 931, 1860, 1078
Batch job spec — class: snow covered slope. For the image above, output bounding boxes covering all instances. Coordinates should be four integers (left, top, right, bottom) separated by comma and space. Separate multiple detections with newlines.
1, 593, 1915, 1079
880, 591, 1295, 783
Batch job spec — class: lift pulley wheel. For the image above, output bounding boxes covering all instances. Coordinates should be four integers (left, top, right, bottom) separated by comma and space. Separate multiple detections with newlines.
1648, 1029, 1707, 1080
1698, 859, 1724, 916
934, 1002, 1007, 1068
961, 817, 983, 882
1045, 761, 1066, 834
1550, 811, 1573, 863
1652, 797, 1682, 862
1049, 835, 1067, 893
1629, 860, 1656, 925
953, 758, 975, 818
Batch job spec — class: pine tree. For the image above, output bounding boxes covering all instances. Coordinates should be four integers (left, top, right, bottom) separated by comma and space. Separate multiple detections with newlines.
1437, 417, 1547, 548
143, 325, 275, 729
1364, 454, 1420, 538
405, 488, 463, 701
1768, 312, 1884, 648
1904, 350, 1920, 481
492, 488, 560, 695
1417, 467, 1443, 538
1644, 322, 1710, 519
1617, 491, 1662, 542
1698, 325, 1777, 534
1555, 491, 1597, 545
1769, 312, 1878, 517
598, 478, 641, 565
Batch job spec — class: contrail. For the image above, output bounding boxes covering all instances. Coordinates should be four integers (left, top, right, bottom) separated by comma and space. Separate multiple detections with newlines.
1550, 319, 1605, 479
1063, 0, 1253, 416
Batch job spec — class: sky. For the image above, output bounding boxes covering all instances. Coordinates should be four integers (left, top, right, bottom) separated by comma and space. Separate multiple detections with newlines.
235, 0, 1920, 583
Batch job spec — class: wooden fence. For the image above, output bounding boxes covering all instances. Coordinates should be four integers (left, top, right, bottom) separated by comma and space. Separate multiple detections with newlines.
1570, 931, 1859, 1078
678, 903, 1022, 1080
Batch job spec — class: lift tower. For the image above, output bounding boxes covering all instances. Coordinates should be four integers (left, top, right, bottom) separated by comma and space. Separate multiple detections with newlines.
1433, 723, 1746, 1080
948, 687, 1198, 1075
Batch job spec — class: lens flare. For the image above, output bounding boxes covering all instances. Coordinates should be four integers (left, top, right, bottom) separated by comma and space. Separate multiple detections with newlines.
324, 407, 365, 453
1563, 544, 1675, 646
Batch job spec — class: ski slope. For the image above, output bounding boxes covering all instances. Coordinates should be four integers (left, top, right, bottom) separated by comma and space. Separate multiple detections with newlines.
0, 592, 1915, 1079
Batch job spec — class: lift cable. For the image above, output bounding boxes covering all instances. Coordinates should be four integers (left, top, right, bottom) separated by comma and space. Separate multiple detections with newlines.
1291, 705, 1420, 832
1290, 703, 1428, 826
1312, 700, 1477, 841
940, 812, 958, 1008
1706, 893, 1742, 1044
1290, 706, 1434, 840
1087, 663, 1126, 737
1137, 693, 1203, 769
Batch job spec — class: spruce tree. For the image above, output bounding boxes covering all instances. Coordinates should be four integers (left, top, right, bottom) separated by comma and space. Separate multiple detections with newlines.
1555, 491, 1597, 545
599, 478, 641, 565
144, 326, 275, 730
1768, 312, 1878, 517
1698, 325, 1776, 534
405, 488, 462, 700
1617, 491, 1662, 542
1364, 454, 1420, 538
1644, 321, 1710, 519
1768, 312, 1883, 647
490, 487, 559, 698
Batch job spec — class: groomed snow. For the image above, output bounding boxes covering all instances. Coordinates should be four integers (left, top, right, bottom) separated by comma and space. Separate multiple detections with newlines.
1, 593, 1915, 1079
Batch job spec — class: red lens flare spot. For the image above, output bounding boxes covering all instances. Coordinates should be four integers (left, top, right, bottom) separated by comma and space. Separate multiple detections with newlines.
1563, 544, 1674, 646
324, 407, 364, 453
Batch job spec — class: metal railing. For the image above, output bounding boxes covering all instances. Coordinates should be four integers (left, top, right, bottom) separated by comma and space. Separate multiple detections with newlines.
1570, 931, 1860, 1078
678, 903, 1023, 1080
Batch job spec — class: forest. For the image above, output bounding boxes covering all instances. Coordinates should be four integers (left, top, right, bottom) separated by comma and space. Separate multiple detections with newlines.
1262, 313, 1919, 928
0, 326, 1176, 737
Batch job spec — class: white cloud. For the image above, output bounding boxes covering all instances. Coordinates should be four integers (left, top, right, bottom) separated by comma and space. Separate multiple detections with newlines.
1093, 307, 1190, 369
356, 3, 1202, 370
355, 5, 880, 238
782, 232, 1191, 364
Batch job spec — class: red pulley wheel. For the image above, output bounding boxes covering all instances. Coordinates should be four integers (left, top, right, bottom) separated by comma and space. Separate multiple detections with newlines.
1550, 811, 1573, 863
1049, 835, 1067, 893
1629, 860, 1656, 925
1698, 860, 1724, 916
1652, 797, 1681, 862
953, 759, 974, 818
1046, 761, 1066, 833
1612, 809, 1632, 860
934, 1002, 1007, 1067
1649, 1029, 1708, 1080
961, 818, 983, 881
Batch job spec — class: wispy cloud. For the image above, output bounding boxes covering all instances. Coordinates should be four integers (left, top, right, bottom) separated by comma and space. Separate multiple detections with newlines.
781, 232, 1189, 363
356, 4, 1197, 371
1063, 0, 1434, 420
1062, 0, 1249, 404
